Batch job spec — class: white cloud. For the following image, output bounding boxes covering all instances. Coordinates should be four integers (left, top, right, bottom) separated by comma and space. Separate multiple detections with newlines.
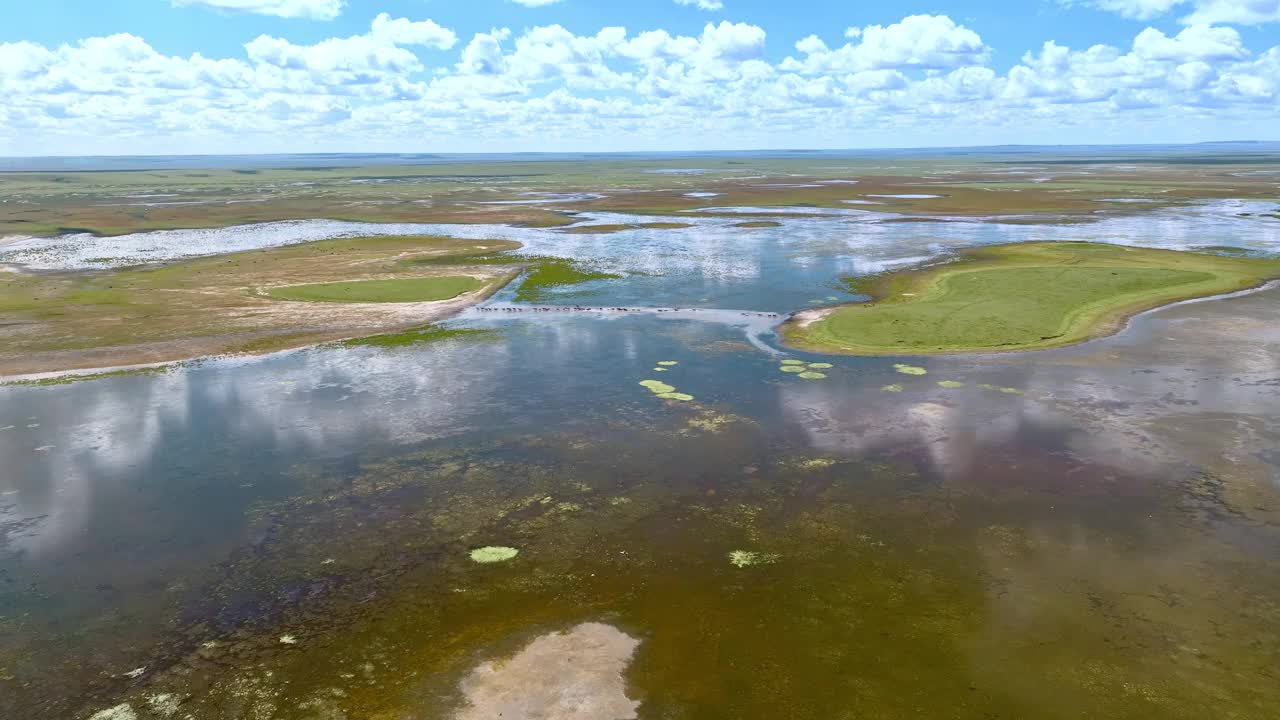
783, 15, 988, 74
1183, 0, 1280, 24
510, 0, 566, 6
1068, 0, 1280, 24
1070, 0, 1186, 20
1, 15, 1278, 155
172, 0, 345, 20
675, 0, 725, 10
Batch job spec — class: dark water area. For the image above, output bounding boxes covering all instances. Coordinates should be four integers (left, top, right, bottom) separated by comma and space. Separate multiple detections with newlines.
2, 204, 1280, 719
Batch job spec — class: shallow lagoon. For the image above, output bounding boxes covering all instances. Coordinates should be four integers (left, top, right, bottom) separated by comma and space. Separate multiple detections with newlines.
2, 203, 1280, 719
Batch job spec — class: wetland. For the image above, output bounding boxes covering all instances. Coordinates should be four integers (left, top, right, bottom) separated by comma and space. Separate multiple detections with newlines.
3, 148, 1280, 720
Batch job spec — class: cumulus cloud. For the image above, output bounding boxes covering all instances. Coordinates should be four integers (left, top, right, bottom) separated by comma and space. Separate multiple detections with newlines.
509, 0, 566, 6
172, 0, 345, 20
1, 14, 1277, 154
782, 15, 989, 74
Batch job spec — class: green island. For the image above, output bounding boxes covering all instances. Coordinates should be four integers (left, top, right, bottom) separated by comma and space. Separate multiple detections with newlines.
782, 242, 1280, 355
0, 235, 620, 377
264, 276, 483, 303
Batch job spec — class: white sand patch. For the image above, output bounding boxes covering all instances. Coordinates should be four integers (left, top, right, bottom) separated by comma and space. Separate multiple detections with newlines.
456, 622, 640, 720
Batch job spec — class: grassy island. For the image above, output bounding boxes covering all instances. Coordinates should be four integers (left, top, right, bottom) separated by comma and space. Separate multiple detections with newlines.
782, 242, 1280, 356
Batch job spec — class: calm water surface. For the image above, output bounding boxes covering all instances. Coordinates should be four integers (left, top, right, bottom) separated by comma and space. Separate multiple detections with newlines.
2, 206, 1280, 719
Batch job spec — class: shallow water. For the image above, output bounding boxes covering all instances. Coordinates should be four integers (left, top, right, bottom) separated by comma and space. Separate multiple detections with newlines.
2, 204, 1280, 719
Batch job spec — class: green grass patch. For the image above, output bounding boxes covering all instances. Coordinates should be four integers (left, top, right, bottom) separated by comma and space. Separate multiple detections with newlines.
337, 324, 495, 349
265, 276, 482, 303
784, 242, 1280, 355
514, 261, 621, 302
2, 364, 178, 387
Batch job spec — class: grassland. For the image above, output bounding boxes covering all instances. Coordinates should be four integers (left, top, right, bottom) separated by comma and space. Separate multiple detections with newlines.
0, 235, 524, 376
265, 276, 482, 303
783, 242, 1280, 355
4, 152, 1279, 238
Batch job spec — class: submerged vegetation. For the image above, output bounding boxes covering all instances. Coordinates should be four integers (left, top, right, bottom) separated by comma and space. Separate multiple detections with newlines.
786, 242, 1280, 355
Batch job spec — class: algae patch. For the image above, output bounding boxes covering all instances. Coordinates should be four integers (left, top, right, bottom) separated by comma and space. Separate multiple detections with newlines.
894, 364, 928, 376
798, 372, 827, 379
639, 380, 676, 395
470, 546, 520, 564
937, 380, 965, 388
729, 550, 780, 568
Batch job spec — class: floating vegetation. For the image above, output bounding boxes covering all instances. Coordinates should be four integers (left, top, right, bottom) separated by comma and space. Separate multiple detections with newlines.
657, 361, 679, 366
780, 359, 805, 365
656, 392, 695, 401
779, 366, 806, 374
1000, 387, 1025, 395
807, 362, 834, 369
798, 372, 827, 379
937, 380, 965, 388
685, 411, 742, 433
608, 496, 632, 506
894, 364, 928, 376
88, 705, 137, 720
639, 380, 676, 394
470, 546, 520, 564
978, 383, 997, 390
729, 550, 780, 568
796, 458, 835, 470
653, 368, 669, 372
882, 384, 904, 392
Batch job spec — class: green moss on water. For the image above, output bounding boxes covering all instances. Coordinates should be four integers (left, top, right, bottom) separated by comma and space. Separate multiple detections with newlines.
807, 363, 833, 369
469, 546, 519, 564
797, 372, 827, 379
640, 380, 676, 394
656, 392, 694, 401
780, 360, 805, 365
779, 366, 806, 374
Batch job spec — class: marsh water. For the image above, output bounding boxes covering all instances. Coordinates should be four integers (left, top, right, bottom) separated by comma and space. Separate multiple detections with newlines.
3, 203, 1280, 719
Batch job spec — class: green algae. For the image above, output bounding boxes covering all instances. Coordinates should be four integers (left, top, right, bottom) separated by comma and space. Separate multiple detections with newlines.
656, 392, 695, 402
797, 372, 827, 379
729, 550, 780, 568
639, 380, 676, 394
882, 384, 904, 392
469, 546, 519, 564
937, 380, 965, 388
894, 364, 928, 376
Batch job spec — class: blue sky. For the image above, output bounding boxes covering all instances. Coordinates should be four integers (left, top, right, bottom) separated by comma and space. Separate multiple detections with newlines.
1, 1, 1278, 155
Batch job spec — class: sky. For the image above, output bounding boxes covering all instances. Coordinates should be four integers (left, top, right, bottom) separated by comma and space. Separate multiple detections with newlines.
1, 0, 1278, 155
